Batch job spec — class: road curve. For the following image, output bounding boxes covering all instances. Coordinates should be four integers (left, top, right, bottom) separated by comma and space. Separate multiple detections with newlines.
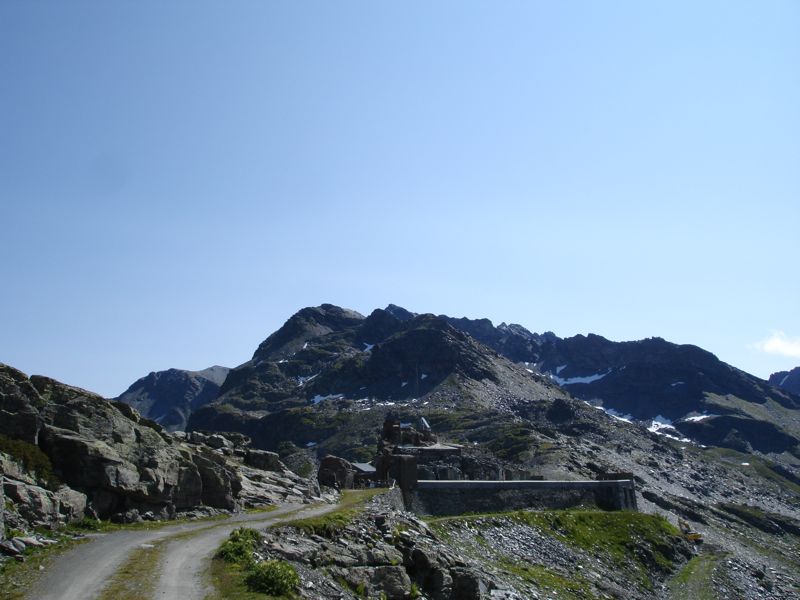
25, 503, 330, 600
155, 502, 336, 600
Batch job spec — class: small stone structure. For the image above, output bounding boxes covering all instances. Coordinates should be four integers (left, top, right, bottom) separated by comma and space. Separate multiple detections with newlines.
318, 417, 639, 515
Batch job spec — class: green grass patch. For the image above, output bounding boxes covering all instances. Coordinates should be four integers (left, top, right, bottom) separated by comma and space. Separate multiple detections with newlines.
245, 560, 300, 596
96, 540, 165, 600
429, 508, 682, 590
210, 530, 299, 599
499, 560, 596, 600
514, 510, 680, 578
245, 504, 280, 514
209, 558, 292, 600
668, 552, 721, 600
287, 488, 384, 539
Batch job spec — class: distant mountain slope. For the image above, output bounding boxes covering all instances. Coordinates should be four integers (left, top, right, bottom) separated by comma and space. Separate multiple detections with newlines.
114, 365, 229, 431
184, 304, 800, 463
770, 367, 800, 396
188, 305, 582, 460
431, 312, 800, 453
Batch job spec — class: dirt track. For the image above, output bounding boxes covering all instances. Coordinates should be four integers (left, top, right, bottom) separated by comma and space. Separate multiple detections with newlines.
25, 502, 335, 600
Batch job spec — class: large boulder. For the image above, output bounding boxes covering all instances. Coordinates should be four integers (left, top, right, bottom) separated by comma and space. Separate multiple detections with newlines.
244, 449, 284, 472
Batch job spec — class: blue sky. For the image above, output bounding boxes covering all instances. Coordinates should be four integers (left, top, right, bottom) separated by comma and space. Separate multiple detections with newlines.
2, 1, 798, 396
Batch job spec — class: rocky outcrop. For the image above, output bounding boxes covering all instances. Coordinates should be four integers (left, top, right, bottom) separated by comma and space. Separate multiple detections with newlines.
0, 451, 86, 528
259, 491, 494, 600
0, 364, 320, 525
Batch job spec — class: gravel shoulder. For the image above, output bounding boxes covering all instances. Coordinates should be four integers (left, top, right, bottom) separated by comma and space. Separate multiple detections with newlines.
24, 503, 331, 600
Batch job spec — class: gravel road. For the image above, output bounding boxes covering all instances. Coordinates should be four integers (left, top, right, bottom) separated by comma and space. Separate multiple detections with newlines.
155, 502, 336, 600
25, 502, 335, 600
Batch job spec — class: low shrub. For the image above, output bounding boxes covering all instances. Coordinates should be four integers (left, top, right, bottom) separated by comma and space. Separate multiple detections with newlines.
0, 434, 60, 490
245, 560, 300, 595
216, 527, 261, 566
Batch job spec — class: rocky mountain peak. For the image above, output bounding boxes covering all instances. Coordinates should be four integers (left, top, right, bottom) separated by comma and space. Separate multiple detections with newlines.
114, 365, 230, 432
383, 304, 416, 321
252, 304, 365, 362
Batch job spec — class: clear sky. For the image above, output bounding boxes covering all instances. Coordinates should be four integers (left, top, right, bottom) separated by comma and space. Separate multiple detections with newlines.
2, 1, 798, 397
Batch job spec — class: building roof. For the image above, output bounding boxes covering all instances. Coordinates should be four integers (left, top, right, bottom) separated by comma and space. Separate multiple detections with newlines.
351, 462, 376, 473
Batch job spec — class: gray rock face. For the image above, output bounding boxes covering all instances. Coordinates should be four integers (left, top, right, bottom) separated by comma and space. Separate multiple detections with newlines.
0, 364, 242, 519
244, 449, 283, 472
0, 451, 87, 527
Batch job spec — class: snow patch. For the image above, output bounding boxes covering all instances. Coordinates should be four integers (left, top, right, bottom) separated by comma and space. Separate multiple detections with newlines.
551, 369, 611, 386
683, 414, 717, 422
604, 407, 634, 423
525, 368, 533, 374
311, 393, 344, 405
420, 373, 428, 380
780, 374, 790, 387
648, 415, 673, 431
302, 342, 308, 350
305, 441, 316, 448
401, 381, 408, 388
363, 342, 374, 352
646, 415, 691, 442
296, 373, 318, 386
670, 381, 685, 387
740, 462, 750, 466
555, 364, 567, 374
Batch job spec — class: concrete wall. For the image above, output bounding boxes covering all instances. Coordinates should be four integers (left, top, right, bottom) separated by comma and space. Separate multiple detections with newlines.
405, 479, 637, 516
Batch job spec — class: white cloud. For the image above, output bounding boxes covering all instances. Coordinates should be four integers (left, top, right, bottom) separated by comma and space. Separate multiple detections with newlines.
753, 331, 800, 358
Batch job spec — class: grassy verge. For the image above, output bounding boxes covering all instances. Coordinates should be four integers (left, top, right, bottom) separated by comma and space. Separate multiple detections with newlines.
668, 551, 721, 600
245, 505, 280, 514
210, 528, 300, 600
0, 510, 233, 600
65, 511, 230, 535
286, 488, 385, 538
208, 557, 291, 600
499, 559, 596, 600
96, 539, 166, 600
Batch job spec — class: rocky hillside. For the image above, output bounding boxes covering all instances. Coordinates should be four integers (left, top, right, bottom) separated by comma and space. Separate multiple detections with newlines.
0, 363, 320, 534
226, 486, 800, 600
187, 304, 577, 461
114, 304, 799, 461
430, 310, 800, 456
114, 365, 229, 431
182, 304, 800, 466
770, 366, 800, 396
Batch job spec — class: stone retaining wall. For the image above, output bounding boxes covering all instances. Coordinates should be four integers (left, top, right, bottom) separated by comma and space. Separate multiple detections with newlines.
405, 479, 637, 516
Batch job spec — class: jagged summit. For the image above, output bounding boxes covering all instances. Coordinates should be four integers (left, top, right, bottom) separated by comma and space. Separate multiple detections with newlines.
252, 304, 365, 362
108, 302, 800, 462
